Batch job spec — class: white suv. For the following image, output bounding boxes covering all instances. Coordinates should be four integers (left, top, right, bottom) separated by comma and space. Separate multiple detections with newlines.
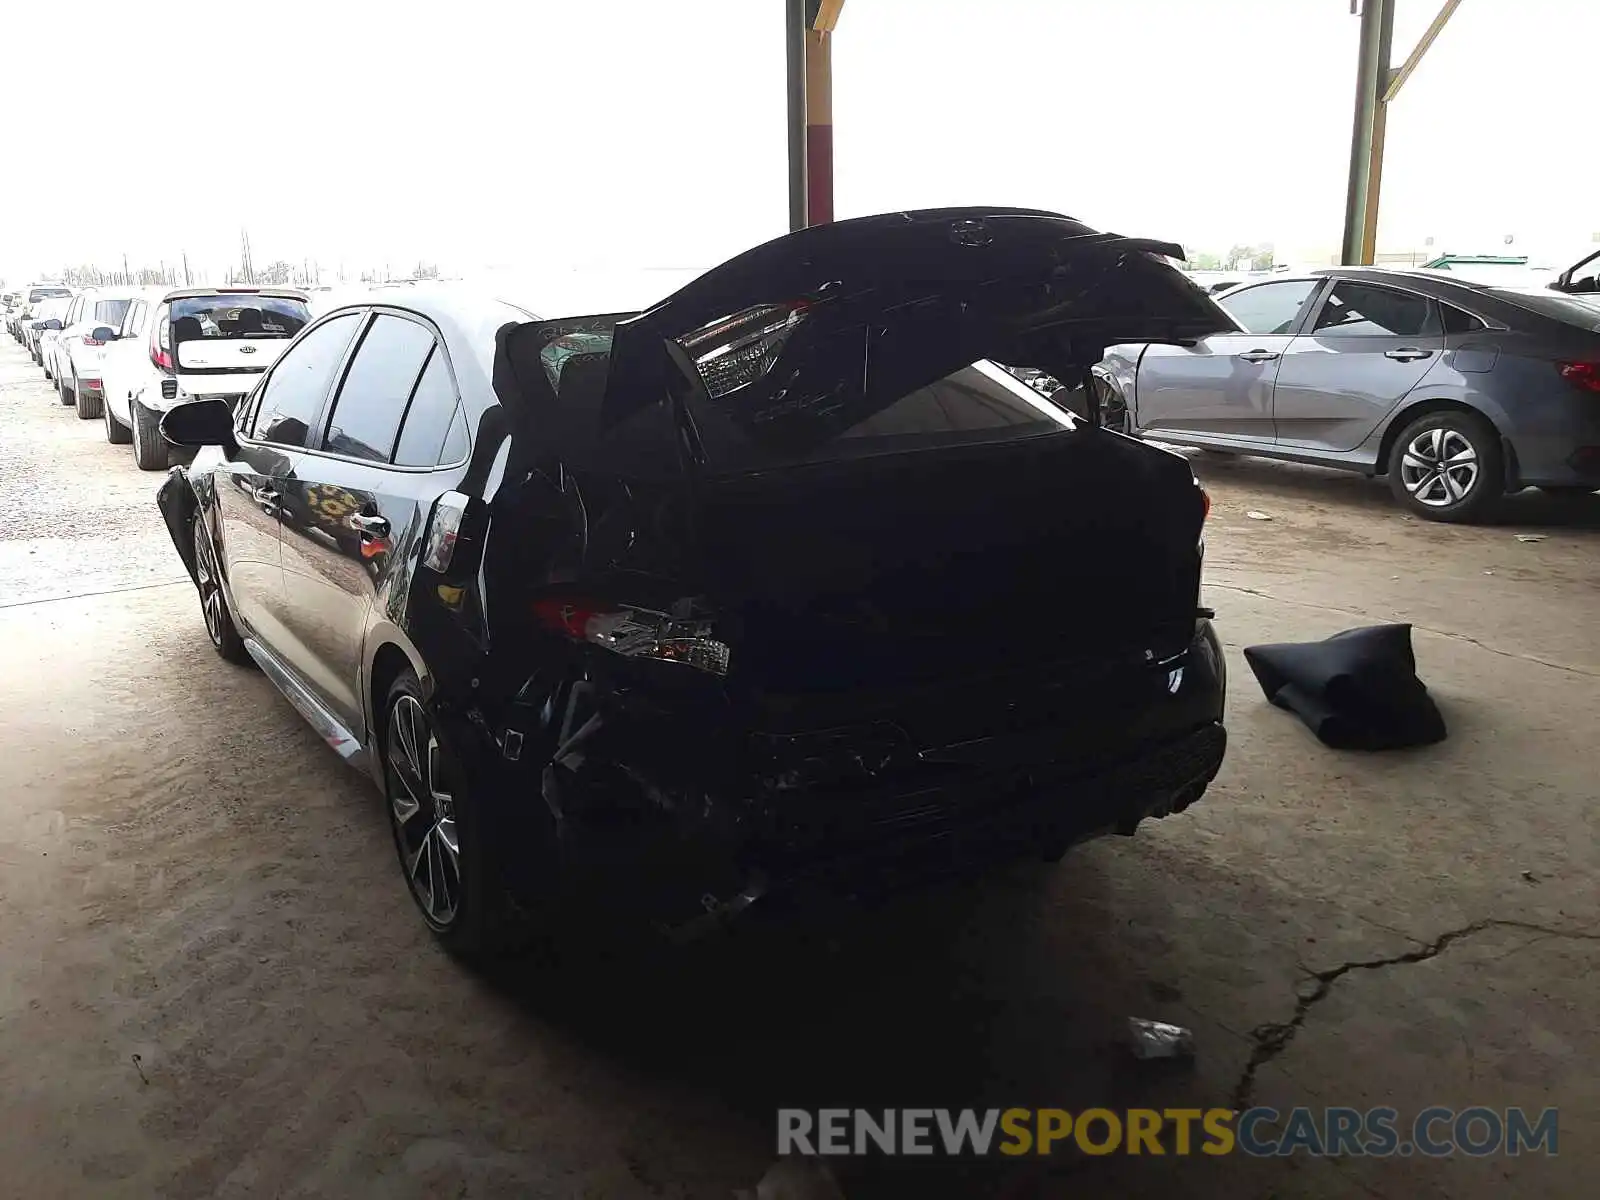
99, 287, 312, 469
51, 288, 139, 419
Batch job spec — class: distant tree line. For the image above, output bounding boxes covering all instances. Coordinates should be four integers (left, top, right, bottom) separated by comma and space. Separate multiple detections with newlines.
1185, 244, 1276, 272
54, 256, 444, 289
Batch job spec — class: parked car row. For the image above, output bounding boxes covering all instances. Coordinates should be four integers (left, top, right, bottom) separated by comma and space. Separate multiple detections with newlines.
12, 283, 312, 470
3, 281, 73, 341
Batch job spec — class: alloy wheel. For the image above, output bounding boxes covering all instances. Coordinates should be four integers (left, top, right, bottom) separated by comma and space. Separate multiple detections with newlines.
192, 525, 225, 646
387, 695, 461, 927
1399, 427, 1478, 508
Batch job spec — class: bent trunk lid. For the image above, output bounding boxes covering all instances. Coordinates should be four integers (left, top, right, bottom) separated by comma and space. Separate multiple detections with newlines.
598, 206, 1234, 444
509, 208, 1223, 693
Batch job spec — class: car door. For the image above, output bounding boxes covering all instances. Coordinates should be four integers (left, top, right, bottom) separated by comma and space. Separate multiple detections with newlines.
215, 311, 366, 652
277, 310, 468, 734
103, 298, 148, 423
1271, 278, 1445, 452
1131, 278, 1323, 442
55, 294, 85, 376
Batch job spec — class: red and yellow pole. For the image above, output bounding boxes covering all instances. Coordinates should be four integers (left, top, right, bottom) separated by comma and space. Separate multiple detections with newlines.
789, 0, 844, 229
804, 1, 843, 226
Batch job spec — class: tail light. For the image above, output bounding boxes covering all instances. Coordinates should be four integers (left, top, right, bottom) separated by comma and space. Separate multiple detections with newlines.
420, 491, 487, 579
1197, 482, 1211, 523
533, 596, 731, 676
1558, 361, 1600, 393
149, 317, 173, 371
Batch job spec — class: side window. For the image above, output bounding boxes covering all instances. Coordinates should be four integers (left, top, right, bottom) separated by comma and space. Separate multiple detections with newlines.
66, 297, 83, 325
249, 313, 362, 447
1218, 281, 1320, 336
320, 315, 436, 463
95, 299, 132, 329
393, 348, 466, 467
120, 300, 145, 338
1441, 305, 1485, 335
1312, 283, 1440, 337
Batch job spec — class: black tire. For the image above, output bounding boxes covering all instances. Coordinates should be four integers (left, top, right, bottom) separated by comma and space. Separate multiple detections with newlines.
131, 399, 168, 470
1387, 410, 1504, 523
58, 371, 74, 405
1537, 485, 1596, 499
104, 398, 132, 444
382, 670, 532, 959
192, 518, 249, 664
75, 371, 102, 420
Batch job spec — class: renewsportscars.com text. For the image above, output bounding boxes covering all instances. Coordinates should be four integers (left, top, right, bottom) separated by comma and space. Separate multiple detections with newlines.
777, 1106, 1558, 1158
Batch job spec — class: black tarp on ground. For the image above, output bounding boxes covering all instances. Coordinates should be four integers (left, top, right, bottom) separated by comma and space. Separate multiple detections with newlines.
1243, 624, 1447, 750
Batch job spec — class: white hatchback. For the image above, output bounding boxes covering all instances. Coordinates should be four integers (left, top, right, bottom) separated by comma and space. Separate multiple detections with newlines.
100, 287, 312, 469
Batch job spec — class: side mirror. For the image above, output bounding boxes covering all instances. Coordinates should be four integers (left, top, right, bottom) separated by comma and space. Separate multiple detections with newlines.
160, 398, 237, 451
90, 325, 117, 342
43, 318, 62, 331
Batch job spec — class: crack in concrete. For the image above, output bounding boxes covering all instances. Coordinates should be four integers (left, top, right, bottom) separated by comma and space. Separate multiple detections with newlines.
0, 577, 188, 611
1207, 580, 1600, 678
1230, 919, 1600, 1111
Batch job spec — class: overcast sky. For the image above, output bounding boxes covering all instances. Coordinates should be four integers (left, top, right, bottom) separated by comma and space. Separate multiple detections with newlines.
2, 0, 1595, 284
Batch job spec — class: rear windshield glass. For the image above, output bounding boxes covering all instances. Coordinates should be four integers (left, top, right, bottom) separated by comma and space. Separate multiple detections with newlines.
29, 287, 71, 302
170, 296, 309, 341
694, 359, 1075, 470
1487, 289, 1600, 331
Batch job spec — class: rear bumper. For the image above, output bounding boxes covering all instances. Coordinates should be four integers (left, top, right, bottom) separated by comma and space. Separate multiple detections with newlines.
163, 371, 262, 409
526, 619, 1229, 936
1497, 385, 1600, 488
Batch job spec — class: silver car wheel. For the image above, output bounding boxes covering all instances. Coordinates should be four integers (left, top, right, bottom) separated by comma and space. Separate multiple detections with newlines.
1400, 427, 1479, 508
387, 695, 461, 927
192, 524, 225, 645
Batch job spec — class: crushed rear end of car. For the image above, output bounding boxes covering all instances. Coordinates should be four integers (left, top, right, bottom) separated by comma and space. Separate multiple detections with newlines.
464, 208, 1236, 935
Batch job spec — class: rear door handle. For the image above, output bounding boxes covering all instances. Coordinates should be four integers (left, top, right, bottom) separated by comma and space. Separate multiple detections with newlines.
1385, 347, 1433, 362
1237, 350, 1279, 363
348, 513, 390, 537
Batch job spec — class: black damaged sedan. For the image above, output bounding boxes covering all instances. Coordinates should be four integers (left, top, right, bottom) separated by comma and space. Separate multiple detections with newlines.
157, 208, 1234, 957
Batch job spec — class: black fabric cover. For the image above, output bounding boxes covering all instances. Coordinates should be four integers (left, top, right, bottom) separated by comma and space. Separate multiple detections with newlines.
1243, 624, 1447, 750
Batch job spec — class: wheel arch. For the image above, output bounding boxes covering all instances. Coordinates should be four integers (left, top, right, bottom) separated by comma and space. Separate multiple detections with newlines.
1374, 396, 1513, 487
364, 631, 431, 767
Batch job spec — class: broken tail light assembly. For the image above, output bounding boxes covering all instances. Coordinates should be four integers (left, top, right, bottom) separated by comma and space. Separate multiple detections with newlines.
676, 301, 811, 400
533, 596, 731, 677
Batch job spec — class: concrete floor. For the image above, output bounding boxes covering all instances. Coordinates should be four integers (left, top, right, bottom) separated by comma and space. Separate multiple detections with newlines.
1, 336, 1596, 1199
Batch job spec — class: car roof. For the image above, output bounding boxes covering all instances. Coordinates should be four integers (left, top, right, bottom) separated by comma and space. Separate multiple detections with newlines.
1310, 264, 1500, 295
160, 286, 311, 302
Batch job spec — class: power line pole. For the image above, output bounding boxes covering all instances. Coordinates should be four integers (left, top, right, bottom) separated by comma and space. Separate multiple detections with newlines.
182, 251, 191, 286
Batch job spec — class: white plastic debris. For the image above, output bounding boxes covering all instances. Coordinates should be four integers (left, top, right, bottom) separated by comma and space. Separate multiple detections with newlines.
1245, 510, 1273, 521
1515, 534, 1546, 543
1126, 1017, 1197, 1061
